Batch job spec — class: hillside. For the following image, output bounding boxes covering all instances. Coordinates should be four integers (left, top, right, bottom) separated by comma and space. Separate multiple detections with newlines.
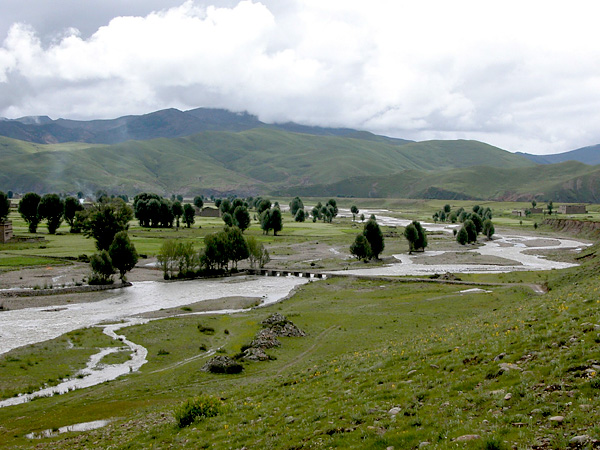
0, 107, 412, 146
281, 161, 600, 202
0, 131, 533, 196
518, 144, 600, 166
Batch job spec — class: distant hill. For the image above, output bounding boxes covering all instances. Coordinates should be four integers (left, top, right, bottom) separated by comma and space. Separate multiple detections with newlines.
0, 107, 412, 146
517, 144, 600, 166
0, 130, 533, 196
279, 161, 600, 202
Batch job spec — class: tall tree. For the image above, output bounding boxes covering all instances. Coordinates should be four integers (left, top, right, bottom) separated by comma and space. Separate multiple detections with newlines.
172, 201, 183, 228
193, 196, 204, 210
0, 191, 10, 222
363, 218, 384, 259
270, 208, 283, 236
225, 226, 249, 270
183, 203, 195, 228
108, 231, 138, 282
350, 234, 371, 261
82, 198, 133, 250
89, 250, 116, 284
18, 193, 41, 232
289, 197, 304, 216
233, 205, 251, 232
64, 196, 83, 232
350, 205, 359, 221
38, 193, 64, 234
483, 219, 495, 240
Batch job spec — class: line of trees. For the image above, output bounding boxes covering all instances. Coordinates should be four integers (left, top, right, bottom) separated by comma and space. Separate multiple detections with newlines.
454, 205, 495, 244
157, 227, 270, 279
350, 216, 385, 261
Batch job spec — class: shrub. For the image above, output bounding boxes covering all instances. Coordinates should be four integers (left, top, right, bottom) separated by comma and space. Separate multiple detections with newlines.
173, 395, 223, 428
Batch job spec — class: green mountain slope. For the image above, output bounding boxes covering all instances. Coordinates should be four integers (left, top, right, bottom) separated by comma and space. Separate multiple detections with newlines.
281, 161, 600, 202
0, 130, 534, 196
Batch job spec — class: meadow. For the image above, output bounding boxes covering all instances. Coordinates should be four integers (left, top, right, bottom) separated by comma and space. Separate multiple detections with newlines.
0, 199, 599, 449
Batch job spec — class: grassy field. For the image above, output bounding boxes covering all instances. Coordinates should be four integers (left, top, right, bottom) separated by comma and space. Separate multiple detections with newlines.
0, 201, 599, 448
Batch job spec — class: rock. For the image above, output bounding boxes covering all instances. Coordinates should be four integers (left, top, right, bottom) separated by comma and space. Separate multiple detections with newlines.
261, 313, 288, 326
250, 329, 281, 349
579, 404, 592, 411
285, 416, 295, 424
569, 435, 591, 445
549, 415, 564, 423
504, 393, 512, 401
499, 363, 523, 373
388, 407, 401, 415
512, 422, 527, 427
261, 313, 306, 337
419, 442, 430, 448
202, 355, 243, 374
455, 434, 481, 441
241, 347, 270, 361
530, 408, 543, 415
494, 352, 506, 361
407, 369, 417, 376
386, 447, 394, 450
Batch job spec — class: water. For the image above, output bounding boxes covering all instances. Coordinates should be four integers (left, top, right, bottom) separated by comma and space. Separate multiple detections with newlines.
25, 419, 112, 439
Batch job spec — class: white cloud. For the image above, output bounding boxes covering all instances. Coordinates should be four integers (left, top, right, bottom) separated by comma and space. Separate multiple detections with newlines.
1, 0, 600, 154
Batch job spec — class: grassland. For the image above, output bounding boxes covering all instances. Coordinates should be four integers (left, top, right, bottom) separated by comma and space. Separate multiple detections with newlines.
0, 200, 599, 449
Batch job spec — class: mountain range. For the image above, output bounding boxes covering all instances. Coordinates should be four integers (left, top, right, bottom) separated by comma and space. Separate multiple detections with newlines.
0, 107, 599, 202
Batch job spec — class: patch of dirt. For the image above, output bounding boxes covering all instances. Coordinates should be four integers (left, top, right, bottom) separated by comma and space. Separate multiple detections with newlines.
137, 296, 262, 319
411, 252, 521, 266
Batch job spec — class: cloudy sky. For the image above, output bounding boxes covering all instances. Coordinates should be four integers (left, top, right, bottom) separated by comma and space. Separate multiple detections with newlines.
1, 0, 599, 155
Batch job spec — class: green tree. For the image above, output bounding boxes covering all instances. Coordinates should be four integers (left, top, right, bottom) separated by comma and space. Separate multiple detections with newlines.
404, 223, 419, 253
38, 193, 64, 234
172, 201, 183, 228
0, 191, 10, 222
19, 193, 42, 232
157, 239, 178, 279
222, 212, 234, 227
225, 226, 249, 270
289, 197, 304, 216
108, 231, 138, 282
350, 234, 371, 261
482, 219, 495, 240
350, 205, 359, 221
531, 199, 537, 209
311, 206, 320, 222
463, 219, 477, 243
363, 218, 384, 259
246, 236, 270, 269
443, 204, 451, 214
183, 203, 195, 228
82, 198, 133, 251
233, 206, 251, 232
470, 214, 483, 234
89, 250, 115, 284
202, 231, 229, 271
456, 226, 468, 245
220, 199, 233, 216
294, 209, 306, 222
193, 196, 204, 210
327, 199, 338, 218
257, 198, 271, 214
404, 221, 427, 253
547, 201, 554, 215
64, 196, 83, 232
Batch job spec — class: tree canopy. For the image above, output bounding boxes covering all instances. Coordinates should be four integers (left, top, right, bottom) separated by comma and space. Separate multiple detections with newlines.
18, 192, 41, 233
38, 193, 64, 234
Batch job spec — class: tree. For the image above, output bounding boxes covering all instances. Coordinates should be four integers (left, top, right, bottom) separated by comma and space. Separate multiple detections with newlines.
7, 190, 13, 199
19, 193, 41, 232
289, 197, 304, 216
360, 213, 365, 222
172, 201, 183, 228
463, 219, 477, 243
89, 251, 115, 284
0, 191, 10, 222
233, 206, 251, 232
456, 226, 468, 245
404, 221, 427, 253
108, 231, 138, 282
183, 203, 195, 228
327, 199, 338, 218
193, 196, 204, 210
64, 196, 83, 232
482, 219, 495, 240
270, 208, 283, 235
257, 198, 271, 214
443, 204, 451, 214
294, 209, 306, 222
363, 218, 384, 259
95, 190, 109, 202
246, 236, 270, 269
470, 213, 483, 234
222, 212, 234, 227
38, 193, 64, 234
202, 231, 229, 271
350, 234, 371, 261
157, 239, 178, 278
547, 201, 554, 215
350, 205, 359, 221
81, 198, 133, 251
225, 226, 249, 270
531, 199, 537, 209
220, 199, 233, 216
311, 206, 320, 222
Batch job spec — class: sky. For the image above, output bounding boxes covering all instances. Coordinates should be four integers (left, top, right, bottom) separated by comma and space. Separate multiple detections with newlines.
1, 1, 599, 155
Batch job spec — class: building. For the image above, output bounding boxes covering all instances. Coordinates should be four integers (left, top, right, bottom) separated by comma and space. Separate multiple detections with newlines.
558, 205, 587, 214
0, 221, 13, 243
198, 207, 221, 218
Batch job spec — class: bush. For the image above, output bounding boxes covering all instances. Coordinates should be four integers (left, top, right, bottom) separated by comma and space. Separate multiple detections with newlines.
173, 395, 223, 428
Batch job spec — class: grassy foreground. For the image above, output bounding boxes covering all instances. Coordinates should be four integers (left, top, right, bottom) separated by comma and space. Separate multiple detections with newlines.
1, 245, 600, 448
